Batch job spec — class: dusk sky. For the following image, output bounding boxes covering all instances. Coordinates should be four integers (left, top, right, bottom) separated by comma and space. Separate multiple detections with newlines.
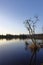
0, 0, 43, 35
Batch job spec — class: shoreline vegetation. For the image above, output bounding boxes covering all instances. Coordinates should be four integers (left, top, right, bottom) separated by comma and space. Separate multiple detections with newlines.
0, 34, 43, 40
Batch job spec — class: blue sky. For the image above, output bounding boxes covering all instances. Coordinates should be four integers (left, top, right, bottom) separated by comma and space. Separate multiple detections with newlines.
0, 0, 43, 35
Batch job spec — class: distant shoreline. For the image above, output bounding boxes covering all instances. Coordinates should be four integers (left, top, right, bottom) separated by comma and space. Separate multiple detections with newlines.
0, 34, 43, 40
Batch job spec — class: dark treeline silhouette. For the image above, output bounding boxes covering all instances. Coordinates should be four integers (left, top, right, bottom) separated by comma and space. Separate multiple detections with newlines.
0, 34, 43, 40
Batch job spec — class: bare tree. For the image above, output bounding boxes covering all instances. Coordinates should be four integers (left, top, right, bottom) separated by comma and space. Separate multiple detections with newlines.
24, 16, 39, 45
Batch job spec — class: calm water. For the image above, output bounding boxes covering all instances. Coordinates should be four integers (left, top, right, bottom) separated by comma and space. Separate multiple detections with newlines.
0, 39, 43, 65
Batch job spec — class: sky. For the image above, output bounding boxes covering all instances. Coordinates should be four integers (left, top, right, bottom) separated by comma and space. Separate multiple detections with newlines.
0, 0, 43, 35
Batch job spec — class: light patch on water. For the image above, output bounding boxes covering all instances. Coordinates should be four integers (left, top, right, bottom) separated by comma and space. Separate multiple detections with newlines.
0, 39, 20, 46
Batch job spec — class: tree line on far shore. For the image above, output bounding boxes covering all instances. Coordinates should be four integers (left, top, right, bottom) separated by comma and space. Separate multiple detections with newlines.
0, 34, 43, 40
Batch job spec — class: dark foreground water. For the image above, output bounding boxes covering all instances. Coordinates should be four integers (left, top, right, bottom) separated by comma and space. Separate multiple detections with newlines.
0, 39, 43, 65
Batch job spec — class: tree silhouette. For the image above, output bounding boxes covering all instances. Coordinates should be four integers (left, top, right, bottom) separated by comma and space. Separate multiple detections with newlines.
24, 16, 39, 45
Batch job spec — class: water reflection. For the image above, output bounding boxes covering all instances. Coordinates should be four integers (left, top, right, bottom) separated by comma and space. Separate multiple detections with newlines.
25, 40, 43, 65
0, 39, 43, 65
0, 39, 20, 46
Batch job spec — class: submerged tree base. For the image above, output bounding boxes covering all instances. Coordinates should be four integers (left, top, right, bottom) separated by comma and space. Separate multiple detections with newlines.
29, 43, 40, 50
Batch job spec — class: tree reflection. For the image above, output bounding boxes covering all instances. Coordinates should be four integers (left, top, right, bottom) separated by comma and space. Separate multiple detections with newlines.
25, 41, 40, 65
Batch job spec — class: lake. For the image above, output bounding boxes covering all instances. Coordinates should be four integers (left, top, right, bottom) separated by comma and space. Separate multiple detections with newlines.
0, 39, 43, 65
